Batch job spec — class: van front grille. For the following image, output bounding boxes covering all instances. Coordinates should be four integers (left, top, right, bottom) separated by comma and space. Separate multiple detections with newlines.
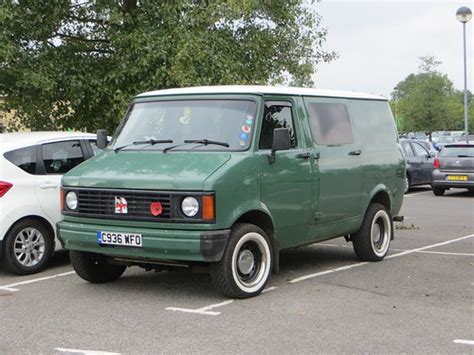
72, 188, 172, 221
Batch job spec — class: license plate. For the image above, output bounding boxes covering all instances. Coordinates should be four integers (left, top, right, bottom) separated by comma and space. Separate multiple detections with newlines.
446, 175, 468, 181
97, 231, 143, 247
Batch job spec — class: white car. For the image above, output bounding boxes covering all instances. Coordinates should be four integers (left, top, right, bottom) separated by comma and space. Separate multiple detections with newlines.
0, 131, 98, 274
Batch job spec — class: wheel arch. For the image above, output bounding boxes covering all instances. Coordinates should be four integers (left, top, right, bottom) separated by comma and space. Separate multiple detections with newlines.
367, 186, 392, 212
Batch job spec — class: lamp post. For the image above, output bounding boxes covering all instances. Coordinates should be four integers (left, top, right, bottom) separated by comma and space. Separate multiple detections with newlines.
456, 6, 472, 143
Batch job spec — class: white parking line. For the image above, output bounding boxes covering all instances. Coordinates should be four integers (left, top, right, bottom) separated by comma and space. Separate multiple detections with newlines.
404, 191, 431, 197
0, 270, 75, 292
289, 262, 368, 283
55, 347, 120, 354
166, 299, 234, 316
453, 339, 474, 345
414, 250, 474, 257
386, 234, 474, 259
290, 234, 474, 284
262, 286, 278, 293
165, 286, 277, 316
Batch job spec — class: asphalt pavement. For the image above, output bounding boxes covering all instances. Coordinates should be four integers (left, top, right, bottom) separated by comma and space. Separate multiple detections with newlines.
0, 187, 473, 354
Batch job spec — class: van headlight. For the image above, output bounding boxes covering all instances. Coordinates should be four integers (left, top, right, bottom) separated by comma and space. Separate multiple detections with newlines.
65, 191, 78, 210
181, 196, 199, 217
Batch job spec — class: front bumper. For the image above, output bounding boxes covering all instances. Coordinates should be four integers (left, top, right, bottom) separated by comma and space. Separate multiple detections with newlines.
57, 220, 230, 263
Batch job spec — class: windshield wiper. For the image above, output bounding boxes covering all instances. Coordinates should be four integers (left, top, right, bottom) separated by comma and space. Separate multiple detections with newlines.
114, 139, 173, 153
184, 139, 230, 147
163, 139, 229, 153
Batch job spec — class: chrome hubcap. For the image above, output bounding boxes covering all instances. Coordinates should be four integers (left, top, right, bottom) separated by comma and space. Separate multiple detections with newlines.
238, 249, 255, 275
13, 228, 45, 267
371, 210, 391, 256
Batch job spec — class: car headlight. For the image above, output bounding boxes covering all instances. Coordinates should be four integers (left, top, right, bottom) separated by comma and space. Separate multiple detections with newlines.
181, 196, 199, 217
65, 191, 78, 210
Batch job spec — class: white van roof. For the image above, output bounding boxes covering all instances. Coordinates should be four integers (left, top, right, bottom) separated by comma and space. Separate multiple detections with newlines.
136, 85, 387, 101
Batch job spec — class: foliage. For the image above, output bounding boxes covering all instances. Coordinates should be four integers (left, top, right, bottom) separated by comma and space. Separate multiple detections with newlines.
392, 55, 473, 134
0, 0, 336, 132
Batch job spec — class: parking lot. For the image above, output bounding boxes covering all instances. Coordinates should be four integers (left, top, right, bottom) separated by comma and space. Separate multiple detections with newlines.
0, 187, 473, 354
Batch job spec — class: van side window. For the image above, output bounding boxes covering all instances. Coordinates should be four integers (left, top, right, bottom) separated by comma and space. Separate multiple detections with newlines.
42, 140, 85, 174
259, 104, 297, 149
4, 146, 37, 174
306, 102, 354, 145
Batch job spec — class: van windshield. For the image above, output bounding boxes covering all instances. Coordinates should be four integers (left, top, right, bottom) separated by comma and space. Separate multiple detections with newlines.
112, 100, 257, 151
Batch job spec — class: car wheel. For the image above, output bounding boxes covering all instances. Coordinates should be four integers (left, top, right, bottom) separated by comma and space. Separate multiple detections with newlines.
70, 250, 126, 283
209, 223, 272, 299
352, 203, 392, 261
432, 187, 445, 196
3, 219, 54, 275
404, 174, 411, 194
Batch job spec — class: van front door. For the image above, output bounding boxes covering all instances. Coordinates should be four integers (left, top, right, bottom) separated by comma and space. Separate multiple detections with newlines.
304, 98, 363, 237
257, 99, 313, 249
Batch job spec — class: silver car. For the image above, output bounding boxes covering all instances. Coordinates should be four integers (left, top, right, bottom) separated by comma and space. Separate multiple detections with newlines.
431, 143, 474, 195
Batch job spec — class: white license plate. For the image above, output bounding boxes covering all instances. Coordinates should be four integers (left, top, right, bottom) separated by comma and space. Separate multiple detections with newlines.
97, 231, 143, 248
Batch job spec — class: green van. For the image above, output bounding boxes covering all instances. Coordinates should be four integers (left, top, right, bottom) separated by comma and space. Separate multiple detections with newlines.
58, 86, 405, 298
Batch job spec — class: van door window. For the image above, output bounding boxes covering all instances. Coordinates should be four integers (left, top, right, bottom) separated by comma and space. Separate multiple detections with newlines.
259, 103, 297, 149
306, 102, 353, 145
42, 140, 85, 174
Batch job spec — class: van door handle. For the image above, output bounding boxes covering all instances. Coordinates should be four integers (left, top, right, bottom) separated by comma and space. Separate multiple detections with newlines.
296, 153, 311, 160
348, 150, 362, 156
39, 182, 58, 189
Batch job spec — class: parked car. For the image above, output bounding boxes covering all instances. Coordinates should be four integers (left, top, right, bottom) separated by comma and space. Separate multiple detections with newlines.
400, 139, 435, 193
433, 135, 455, 151
58, 85, 405, 299
0, 132, 97, 274
455, 134, 474, 143
431, 143, 474, 195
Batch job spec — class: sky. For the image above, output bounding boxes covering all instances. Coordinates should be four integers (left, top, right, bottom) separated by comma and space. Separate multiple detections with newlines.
310, 0, 473, 99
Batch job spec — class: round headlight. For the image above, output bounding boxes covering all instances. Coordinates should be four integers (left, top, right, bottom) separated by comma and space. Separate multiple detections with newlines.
65, 191, 78, 210
181, 196, 199, 217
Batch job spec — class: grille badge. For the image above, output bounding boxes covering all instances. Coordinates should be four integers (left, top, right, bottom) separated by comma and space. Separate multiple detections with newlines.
115, 196, 128, 214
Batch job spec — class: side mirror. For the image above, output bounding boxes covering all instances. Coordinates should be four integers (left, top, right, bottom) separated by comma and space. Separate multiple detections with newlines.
96, 129, 108, 149
268, 128, 290, 164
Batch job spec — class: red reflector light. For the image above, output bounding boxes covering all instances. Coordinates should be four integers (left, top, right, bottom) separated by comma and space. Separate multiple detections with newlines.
433, 158, 440, 169
0, 181, 13, 197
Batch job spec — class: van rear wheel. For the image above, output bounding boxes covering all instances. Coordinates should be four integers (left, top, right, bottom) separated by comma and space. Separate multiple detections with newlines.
209, 223, 272, 299
352, 203, 392, 261
70, 250, 126, 283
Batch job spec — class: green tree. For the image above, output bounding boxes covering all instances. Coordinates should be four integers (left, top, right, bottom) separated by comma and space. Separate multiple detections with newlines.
392, 55, 465, 135
0, 0, 336, 132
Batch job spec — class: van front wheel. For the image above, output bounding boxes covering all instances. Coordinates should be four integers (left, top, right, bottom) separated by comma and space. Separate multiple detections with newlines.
352, 203, 392, 261
210, 223, 272, 299
70, 250, 126, 283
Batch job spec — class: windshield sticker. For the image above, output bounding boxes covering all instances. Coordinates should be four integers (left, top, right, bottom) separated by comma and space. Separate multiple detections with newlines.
242, 125, 251, 134
178, 107, 191, 125
239, 140, 247, 146
240, 132, 248, 140
245, 118, 253, 125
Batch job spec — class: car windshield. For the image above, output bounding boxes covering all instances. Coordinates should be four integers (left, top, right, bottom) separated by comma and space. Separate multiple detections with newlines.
440, 145, 474, 157
112, 99, 257, 151
437, 136, 454, 143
